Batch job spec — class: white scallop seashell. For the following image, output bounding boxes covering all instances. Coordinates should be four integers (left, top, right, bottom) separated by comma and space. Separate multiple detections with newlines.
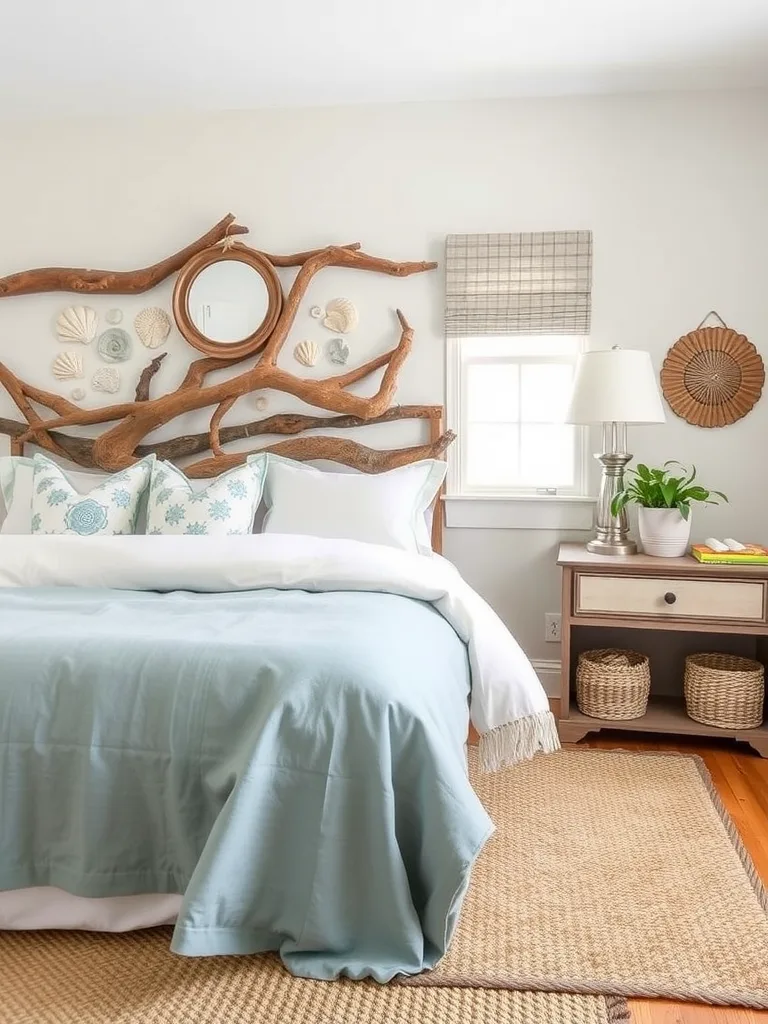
106, 308, 123, 325
91, 367, 120, 394
253, 396, 269, 412
52, 351, 84, 381
70, 387, 86, 401
134, 306, 172, 349
56, 305, 98, 344
322, 297, 358, 334
293, 340, 320, 367
309, 305, 324, 319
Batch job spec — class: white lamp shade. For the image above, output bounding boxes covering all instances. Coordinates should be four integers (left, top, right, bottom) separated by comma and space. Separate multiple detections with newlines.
566, 348, 666, 424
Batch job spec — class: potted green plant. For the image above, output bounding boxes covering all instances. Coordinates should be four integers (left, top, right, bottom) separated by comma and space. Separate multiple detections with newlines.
610, 462, 727, 557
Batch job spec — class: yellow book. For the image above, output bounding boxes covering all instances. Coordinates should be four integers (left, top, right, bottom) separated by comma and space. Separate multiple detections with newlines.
691, 544, 768, 565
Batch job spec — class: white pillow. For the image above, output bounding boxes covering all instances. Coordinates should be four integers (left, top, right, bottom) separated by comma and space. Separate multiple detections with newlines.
30, 454, 154, 536
0, 457, 146, 535
261, 455, 446, 554
145, 457, 267, 536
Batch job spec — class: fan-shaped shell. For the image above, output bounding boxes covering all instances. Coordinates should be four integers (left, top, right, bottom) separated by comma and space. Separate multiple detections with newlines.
52, 351, 84, 381
322, 298, 358, 334
293, 340, 320, 367
56, 306, 98, 344
328, 338, 350, 365
135, 307, 172, 349
660, 326, 764, 428
92, 367, 121, 394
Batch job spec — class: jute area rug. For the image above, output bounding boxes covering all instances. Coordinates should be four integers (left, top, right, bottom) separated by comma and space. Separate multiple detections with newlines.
1, 747, 766, 1022
0, 929, 627, 1024
405, 747, 768, 1009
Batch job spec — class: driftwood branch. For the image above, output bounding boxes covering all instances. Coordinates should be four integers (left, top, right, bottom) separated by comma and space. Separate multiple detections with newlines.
0, 214, 248, 298
257, 242, 361, 267
0, 229, 441, 479
134, 354, 167, 402
184, 431, 456, 478
209, 397, 238, 457
0, 406, 444, 470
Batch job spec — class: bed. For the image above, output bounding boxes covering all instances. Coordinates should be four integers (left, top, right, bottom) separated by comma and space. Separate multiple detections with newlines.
0, 529, 557, 980
0, 223, 558, 982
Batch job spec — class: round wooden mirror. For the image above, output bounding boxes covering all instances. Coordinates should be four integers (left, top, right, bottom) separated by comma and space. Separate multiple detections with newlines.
172, 244, 283, 358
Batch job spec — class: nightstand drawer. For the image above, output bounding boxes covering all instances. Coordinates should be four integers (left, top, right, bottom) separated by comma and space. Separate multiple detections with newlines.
575, 574, 766, 622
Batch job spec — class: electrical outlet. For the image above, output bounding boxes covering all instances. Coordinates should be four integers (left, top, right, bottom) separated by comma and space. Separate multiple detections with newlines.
544, 613, 561, 643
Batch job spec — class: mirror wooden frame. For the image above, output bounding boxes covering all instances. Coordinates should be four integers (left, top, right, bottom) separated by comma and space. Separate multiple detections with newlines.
172, 243, 284, 358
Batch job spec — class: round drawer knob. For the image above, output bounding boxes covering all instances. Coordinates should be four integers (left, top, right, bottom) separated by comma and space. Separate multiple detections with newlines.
664, 591, 677, 605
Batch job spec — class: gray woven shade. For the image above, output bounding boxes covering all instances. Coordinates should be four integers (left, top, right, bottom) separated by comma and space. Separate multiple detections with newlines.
445, 231, 592, 336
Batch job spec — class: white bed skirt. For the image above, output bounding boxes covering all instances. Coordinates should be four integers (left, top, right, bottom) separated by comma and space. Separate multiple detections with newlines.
0, 888, 181, 931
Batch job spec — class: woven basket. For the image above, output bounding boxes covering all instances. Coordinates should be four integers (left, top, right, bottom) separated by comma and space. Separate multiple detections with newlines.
576, 648, 651, 720
684, 653, 765, 730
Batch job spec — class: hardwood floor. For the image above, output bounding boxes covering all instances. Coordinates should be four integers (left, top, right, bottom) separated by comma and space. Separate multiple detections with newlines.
561, 707, 768, 1024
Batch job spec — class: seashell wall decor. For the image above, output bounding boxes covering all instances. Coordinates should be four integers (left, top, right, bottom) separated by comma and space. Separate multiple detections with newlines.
56, 306, 98, 345
92, 367, 120, 394
327, 338, 350, 365
97, 328, 132, 363
322, 297, 358, 334
293, 340, 320, 367
253, 395, 269, 412
70, 387, 86, 401
106, 309, 124, 325
135, 307, 171, 349
309, 305, 324, 319
52, 351, 84, 381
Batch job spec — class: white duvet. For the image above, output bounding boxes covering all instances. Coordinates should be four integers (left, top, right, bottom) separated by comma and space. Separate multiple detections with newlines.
0, 533, 559, 770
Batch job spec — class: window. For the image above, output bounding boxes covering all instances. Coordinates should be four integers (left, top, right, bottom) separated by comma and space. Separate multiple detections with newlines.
444, 230, 593, 507
448, 334, 587, 497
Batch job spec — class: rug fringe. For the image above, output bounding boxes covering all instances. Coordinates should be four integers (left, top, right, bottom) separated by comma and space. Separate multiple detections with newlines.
478, 710, 561, 772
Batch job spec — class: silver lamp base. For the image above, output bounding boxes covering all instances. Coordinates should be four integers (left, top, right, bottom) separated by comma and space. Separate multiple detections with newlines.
588, 423, 637, 557
587, 534, 637, 557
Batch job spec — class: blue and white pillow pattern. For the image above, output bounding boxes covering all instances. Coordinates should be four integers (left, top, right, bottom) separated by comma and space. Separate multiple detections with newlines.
30, 454, 154, 536
145, 456, 267, 536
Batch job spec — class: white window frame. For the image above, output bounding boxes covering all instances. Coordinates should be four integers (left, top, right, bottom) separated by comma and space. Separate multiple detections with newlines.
445, 335, 595, 530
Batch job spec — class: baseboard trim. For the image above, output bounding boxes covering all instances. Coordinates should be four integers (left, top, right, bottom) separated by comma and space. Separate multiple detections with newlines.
531, 658, 561, 698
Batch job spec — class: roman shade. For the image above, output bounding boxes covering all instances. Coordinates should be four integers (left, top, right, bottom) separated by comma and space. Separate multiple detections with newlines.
445, 231, 592, 336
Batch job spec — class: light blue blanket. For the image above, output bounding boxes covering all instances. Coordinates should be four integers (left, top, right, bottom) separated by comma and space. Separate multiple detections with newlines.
0, 587, 492, 981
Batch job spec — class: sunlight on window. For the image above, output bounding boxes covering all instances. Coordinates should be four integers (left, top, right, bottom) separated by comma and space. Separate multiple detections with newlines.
454, 335, 584, 495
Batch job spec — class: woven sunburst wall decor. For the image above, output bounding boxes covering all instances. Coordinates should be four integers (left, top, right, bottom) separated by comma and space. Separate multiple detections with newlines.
660, 317, 765, 428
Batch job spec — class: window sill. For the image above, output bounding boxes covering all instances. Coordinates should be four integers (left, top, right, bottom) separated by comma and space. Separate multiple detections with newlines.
444, 494, 595, 531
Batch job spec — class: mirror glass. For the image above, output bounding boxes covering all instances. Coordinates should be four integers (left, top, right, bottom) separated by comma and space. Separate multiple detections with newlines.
187, 259, 270, 343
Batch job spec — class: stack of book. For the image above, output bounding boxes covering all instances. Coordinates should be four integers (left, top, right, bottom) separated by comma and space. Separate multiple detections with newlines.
690, 544, 768, 565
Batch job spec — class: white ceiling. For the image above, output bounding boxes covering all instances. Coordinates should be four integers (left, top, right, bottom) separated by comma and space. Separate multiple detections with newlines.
3, 0, 768, 118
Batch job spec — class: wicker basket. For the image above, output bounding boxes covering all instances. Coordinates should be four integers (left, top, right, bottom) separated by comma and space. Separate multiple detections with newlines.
684, 653, 765, 730
576, 648, 651, 720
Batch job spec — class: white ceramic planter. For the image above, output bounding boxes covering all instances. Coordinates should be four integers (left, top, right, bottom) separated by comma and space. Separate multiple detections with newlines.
638, 507, 692, 557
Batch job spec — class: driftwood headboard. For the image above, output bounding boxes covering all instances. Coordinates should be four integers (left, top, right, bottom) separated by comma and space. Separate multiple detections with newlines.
0, 214, 453, 552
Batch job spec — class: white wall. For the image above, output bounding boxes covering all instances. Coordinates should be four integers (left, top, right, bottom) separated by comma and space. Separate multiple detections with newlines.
1, 90, 767, 675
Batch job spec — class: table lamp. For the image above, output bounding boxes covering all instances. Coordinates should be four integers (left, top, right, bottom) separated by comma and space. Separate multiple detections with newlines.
566, 347, 665, 555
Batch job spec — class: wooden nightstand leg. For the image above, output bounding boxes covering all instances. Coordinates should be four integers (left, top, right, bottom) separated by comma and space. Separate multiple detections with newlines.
747, 736, 768, 758
557, 721, 593, 744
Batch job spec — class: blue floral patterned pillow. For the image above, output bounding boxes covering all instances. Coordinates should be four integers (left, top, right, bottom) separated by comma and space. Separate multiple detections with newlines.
145, 457, 267, 536
30, 455, 154, 536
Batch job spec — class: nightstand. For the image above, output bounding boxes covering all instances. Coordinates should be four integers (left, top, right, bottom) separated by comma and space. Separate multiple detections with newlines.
557, 543, 768, 756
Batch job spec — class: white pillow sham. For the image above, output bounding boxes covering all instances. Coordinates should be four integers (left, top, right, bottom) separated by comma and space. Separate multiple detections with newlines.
29, 454, 154, 536
0, 457, 151, 535
261, 455, 446, 554
145, 457, 267, 536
